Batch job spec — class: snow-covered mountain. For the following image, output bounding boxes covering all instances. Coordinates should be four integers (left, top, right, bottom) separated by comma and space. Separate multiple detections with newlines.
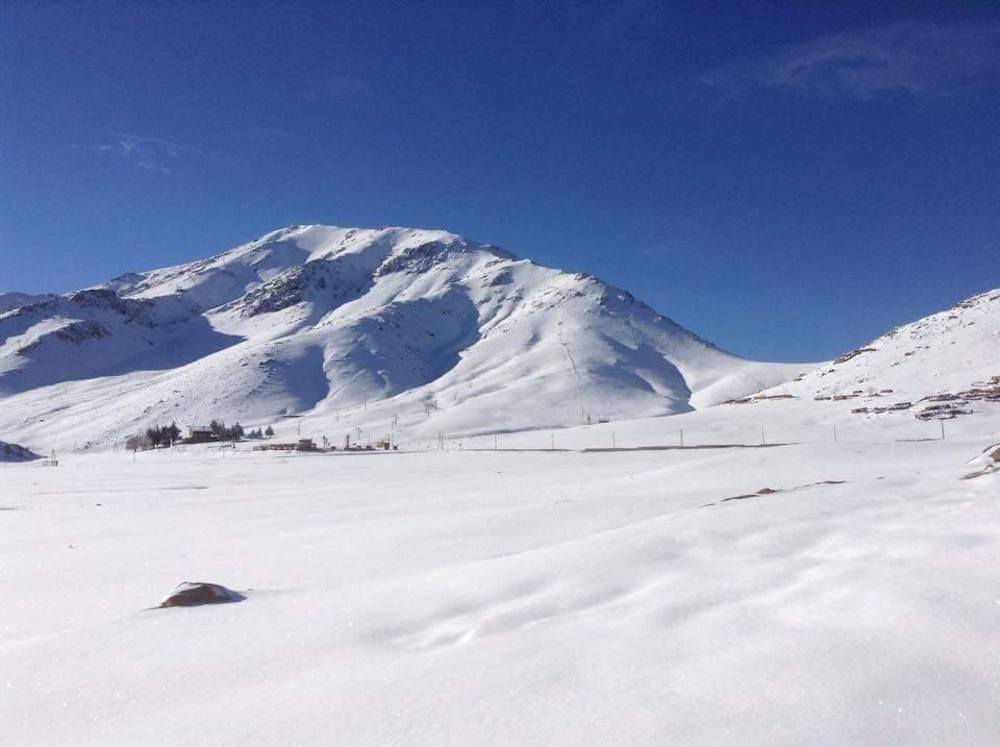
0, 225, 809, 448
0, 292, 57, 314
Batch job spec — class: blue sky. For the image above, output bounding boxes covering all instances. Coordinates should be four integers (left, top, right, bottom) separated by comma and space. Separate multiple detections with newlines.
2, 1, 998, 361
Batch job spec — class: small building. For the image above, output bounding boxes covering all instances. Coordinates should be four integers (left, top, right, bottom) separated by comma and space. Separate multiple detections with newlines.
253, 442, 297, 451
297, 438, 319, 452
184, 426, 217, 444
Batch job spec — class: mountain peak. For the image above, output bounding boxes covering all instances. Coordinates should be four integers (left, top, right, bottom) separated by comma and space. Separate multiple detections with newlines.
0, 226, 808, 447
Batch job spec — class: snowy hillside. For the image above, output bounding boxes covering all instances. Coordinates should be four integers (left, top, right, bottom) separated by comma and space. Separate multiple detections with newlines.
0, 292, 56, 314
0, 226, 806, 448
754, 288, 1000, 421
0, 440, 39, 462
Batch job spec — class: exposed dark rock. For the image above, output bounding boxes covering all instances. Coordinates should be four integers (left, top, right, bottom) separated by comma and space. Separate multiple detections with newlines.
376, 241, 452, 277
961, 444, 1000, 480
158, 582, 245, 608
834, 347, 877, 364
240, 261, 348, 316
712, 480, 846, 506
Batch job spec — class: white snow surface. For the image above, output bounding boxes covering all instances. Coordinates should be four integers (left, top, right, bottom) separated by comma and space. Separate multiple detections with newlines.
0, 225, 807, 449
3, 400, 1000, 744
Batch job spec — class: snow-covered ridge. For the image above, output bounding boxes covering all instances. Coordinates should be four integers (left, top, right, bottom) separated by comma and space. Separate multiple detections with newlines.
1, 224, 809, 447
761, 287, 1000, 407
0, 292, 58, 314
0, 439, 40, 461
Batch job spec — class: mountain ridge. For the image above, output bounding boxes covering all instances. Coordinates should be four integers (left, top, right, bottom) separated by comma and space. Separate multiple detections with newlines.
1, 225, 812, 448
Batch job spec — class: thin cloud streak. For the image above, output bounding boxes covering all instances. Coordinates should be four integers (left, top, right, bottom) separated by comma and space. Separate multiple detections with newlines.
77, 133, 202, 174
705, 22, 1000, 101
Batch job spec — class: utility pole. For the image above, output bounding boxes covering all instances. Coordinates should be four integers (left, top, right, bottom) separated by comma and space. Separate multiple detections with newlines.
494, 433, 498, 451
940, 419, 946, 440
761, 425, 766, 446
679, 428, 684, 447
612, 432, 616, 449
833, 424, 838, 443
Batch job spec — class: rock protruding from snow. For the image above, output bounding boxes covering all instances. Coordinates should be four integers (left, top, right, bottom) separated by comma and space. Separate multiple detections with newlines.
158, 582, 244, 608
962, 444, 1000, 480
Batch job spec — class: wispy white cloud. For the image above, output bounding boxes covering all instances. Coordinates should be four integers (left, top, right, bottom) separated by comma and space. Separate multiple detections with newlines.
705, 22, 1000, 100
78, 133, 202, 174
294, 75, 376, 111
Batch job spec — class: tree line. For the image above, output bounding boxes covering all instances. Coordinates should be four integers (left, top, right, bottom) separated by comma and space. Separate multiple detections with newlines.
208, 420, 275, 440
124, 420, 275, 451
125, 422, 182, 451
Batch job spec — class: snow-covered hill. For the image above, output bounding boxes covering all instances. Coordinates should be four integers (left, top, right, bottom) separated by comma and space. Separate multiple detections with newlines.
0, 440, 40, 462
0, 226, 806, 448
0, 292, 56, 314
756, 288, 1000, 419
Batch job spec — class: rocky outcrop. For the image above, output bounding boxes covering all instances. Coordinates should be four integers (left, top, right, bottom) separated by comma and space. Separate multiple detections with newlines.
158, 582, 245, 608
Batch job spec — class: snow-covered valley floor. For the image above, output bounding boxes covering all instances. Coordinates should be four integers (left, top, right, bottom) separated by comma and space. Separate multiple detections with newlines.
3, 404, 1000, 745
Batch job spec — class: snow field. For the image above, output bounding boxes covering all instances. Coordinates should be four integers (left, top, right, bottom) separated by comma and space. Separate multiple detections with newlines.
3, 404, 1000, 744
